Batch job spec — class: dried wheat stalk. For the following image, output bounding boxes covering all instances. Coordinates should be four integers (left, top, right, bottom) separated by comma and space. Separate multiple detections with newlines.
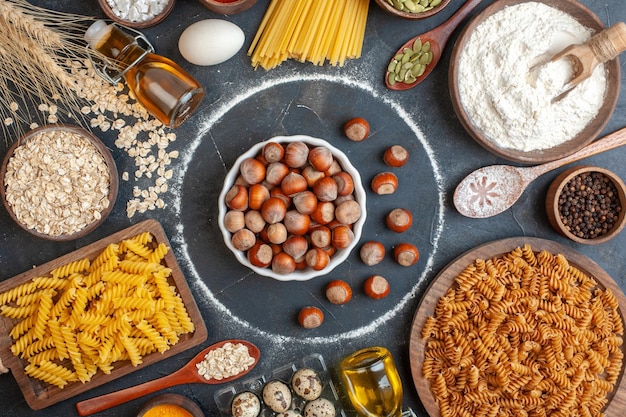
0, 0, 97, 142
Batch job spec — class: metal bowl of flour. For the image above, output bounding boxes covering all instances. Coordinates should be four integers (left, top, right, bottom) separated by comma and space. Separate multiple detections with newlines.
449, 0, 620, 164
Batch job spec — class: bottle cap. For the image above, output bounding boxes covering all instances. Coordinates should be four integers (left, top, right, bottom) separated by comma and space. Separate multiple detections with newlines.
84, 20, 111, 49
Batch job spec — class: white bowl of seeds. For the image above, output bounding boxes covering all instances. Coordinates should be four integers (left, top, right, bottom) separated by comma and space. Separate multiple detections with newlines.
0, 124, 118, 241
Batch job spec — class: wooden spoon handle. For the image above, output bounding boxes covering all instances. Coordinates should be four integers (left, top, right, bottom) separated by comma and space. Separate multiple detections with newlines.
590, 22, 626, 63
528, 126, 626, 178
75, 370, 191, 416
438, 0, 484, 40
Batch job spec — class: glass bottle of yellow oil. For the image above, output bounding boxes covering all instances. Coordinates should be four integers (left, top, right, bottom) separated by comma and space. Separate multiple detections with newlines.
84, 20, 204, 128
340, 346, 403, 417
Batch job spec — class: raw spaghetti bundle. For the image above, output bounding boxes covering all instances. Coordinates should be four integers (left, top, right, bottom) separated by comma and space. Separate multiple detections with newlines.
248, 0, 369, 70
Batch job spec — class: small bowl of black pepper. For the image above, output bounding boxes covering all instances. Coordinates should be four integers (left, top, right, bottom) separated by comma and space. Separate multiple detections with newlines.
546, 166, 626, 244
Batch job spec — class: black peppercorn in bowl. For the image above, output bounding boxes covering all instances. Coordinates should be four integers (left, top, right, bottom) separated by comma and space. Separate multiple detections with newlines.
546, 166, 626, 244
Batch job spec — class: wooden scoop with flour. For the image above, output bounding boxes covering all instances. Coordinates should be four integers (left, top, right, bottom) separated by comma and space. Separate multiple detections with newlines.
549, 22, 626, 99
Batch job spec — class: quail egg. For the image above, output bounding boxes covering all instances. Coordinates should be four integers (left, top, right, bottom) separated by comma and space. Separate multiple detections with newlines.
262, 380, 292, 413
304, 398, 336, 417
231, 391, 261, 417
292, 368, 323, 401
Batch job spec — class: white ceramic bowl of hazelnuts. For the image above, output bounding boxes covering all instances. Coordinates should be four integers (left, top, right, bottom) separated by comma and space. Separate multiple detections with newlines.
218, 135, 367, 281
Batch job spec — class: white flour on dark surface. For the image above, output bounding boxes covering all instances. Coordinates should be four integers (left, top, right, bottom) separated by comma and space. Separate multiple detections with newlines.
170, 73, 445, 344
457, 2, 607, 152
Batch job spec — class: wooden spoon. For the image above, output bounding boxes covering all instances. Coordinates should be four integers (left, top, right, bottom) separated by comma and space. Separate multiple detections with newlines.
385, 0, 483, 91
75, 339, 260, 416
550, 22, 626, 100
454, 126, 626, 218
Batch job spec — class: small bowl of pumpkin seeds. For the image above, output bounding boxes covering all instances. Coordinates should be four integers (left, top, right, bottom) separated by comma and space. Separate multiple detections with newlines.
374, 0, 451, 19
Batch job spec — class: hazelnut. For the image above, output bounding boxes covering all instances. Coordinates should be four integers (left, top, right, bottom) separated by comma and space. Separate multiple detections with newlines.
281, 172, 308, 196
272, 252, 296, 274
333, 171, 354, 196
261, 197, 287, 224
284, 210, 311, 235
311, 201, 335, 225
305, 248, 330, 271
292, 191, 318, 215
248, 184, 270, 211
394, 243, 419, 266
302, 165, 326, 187
239, 157, 266, 185
263, 142, 285, 163
383, 145, 409, 167
265, 222, 288, 244
371, 172, 398, 195
231, 229, 256, 251
223, 210, 245, 233
225, 184, 249, 211
247, 242, 273, 268
364, 275, 390, 299
284, 141, 309, 168
325, 280, 352, 304
386, 208, 413, 233
343, 117, 370, 141
334, 200, 361, 225
298, 306, 324, 329
244, 210, 266, 233
283, 235, 309, 259
309, 225, 331, 248
265, 162, 290, 185
313, 177, 338, 202
359, 241, 385, 266
308, 146, 334, 172
331, 225, 354, 249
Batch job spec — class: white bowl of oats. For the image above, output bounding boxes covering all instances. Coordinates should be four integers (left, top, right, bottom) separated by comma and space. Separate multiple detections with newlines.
0, 124, 118, 241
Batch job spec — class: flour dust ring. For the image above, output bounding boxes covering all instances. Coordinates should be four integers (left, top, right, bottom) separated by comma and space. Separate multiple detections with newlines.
176, 75, 444, 343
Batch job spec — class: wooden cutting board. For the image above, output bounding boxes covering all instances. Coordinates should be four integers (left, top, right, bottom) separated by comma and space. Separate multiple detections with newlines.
409, 237, 626, 417
0, 219, 208, 410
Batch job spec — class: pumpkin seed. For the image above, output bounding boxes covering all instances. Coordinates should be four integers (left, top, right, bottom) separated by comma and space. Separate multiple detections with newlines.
422, 41, 431, 52
388, 72, 396, 86
387, 0, 440, 14
388, 60, 397, 73
412, 38, 422, 52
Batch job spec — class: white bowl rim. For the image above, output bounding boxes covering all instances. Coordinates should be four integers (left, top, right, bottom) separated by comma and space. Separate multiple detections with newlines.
218, 135, 367, 282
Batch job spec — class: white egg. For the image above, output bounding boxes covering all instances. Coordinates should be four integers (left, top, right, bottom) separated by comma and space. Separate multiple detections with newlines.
178, 19, 245, 66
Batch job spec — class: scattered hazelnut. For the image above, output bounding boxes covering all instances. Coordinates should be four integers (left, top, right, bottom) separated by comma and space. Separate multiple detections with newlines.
359, 241, 385, 266
386, 208, 413, 233
298, 306, 324, 329
383, 145, 409, 167
364, 275, 390, 299
325, 280, 352, 304
371, 172, 398, 195
343, 117, 370, 142
394, 243, 419, 266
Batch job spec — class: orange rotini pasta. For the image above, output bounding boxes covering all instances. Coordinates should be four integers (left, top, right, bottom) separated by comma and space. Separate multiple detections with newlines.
422, 244, 624, 417
0, 232, 195, 389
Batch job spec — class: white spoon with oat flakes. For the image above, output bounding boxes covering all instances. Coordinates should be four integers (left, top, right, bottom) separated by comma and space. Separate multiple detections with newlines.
76, 340, 260, 416
454, 127, 626, 218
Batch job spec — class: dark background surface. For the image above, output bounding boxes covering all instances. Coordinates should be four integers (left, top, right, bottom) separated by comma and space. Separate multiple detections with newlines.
1, 0, 625, 416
